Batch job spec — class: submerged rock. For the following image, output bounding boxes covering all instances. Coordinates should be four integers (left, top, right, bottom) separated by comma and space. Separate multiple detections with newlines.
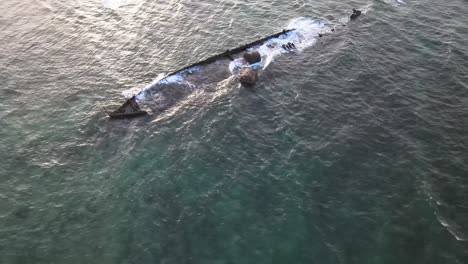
239, 68, 258, 86
350, 9, 362, 20
243, 51, 261, 64
13, 206, 32, 219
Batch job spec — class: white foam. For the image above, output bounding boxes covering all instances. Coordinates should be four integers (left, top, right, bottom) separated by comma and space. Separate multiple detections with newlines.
102, 0, 130, 9
436, 213, 467, 241
102, 0, 144, 9
160, 74, 184, 84
124, 15, 357, 103
229, 17, 332, 75
123, 66, 202, 103
121, 87, 142, 99
122, 73, 166, 101
383, 0, 406, 7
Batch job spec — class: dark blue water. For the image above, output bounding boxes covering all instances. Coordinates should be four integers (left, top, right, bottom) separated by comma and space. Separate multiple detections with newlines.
1, 0, 468, 263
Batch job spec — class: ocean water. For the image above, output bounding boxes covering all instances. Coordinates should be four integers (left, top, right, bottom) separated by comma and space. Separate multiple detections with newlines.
1, 0, 468, 263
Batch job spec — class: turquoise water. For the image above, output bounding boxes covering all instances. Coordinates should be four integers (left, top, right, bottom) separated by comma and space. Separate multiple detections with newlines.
1, 0, 468, 263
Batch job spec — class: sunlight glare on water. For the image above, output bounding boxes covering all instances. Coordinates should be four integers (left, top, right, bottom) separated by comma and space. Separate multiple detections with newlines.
0, 0, 467, 263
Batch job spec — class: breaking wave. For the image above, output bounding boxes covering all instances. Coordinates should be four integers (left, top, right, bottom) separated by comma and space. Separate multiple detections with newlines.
121, 10, 371, 113
423, 181, 468, 241
229, 17, 333, 75
123, 17, 337, 103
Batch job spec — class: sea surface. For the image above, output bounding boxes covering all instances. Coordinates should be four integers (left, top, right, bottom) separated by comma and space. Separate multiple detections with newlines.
1, 0, 468, 263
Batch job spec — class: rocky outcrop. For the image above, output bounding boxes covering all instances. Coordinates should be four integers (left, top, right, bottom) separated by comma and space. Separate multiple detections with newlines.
239, 68, 258, 86
243, 51, 261, 64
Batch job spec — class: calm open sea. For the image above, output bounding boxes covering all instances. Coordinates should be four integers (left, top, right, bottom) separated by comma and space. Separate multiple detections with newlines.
1, 0, 468, 263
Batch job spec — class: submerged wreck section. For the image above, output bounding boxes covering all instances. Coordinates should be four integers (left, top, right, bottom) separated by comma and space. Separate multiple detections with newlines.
170, 29, 295, 78
106, 29, 295, 119
104, 96, 147, 119
106, 10, 367, 119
